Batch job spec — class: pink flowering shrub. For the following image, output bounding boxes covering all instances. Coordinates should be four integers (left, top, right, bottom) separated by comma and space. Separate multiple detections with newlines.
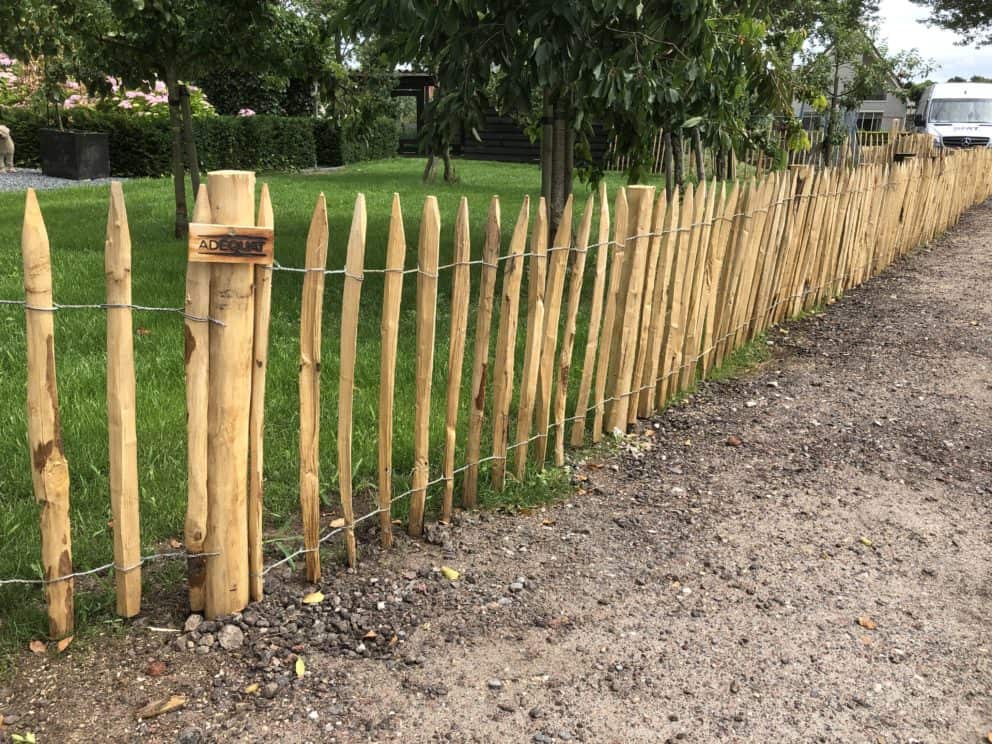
0, 55, 215, 117
237, 107, 256, 117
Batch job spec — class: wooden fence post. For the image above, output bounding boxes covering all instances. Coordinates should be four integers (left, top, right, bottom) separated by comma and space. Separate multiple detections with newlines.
592, 188, 627, 440
248, 184, 273, 601
338, 194, 367, 567
441, 199, 472, 522
105, 182, 141, 618
377, 195, 407, 546
553, 195, 594, 465
513, 198, 549, 480
299, 194, 329, 582
491, 197, 530, 491
22, 188, 74, 639
463, 197, 501, 507
204, 170, 257, 618
408, 197, 441, 536
185, 186, 212, 611
533, 196, 573, 471
570, 183, 610, 447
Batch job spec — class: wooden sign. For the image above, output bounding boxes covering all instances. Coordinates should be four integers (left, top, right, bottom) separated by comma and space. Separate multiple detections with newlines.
188, 223, 274, 265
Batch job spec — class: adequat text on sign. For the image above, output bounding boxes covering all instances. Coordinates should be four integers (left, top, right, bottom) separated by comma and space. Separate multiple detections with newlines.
187, 223, 274, 265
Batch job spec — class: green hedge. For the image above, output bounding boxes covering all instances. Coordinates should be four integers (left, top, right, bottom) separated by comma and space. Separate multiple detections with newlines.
341, 115, 400, 163
0, 107, 398, 175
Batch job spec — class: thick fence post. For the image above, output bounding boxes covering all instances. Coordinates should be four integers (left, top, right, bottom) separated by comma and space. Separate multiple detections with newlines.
22, 189, 74, 639
203, 170, 259, 618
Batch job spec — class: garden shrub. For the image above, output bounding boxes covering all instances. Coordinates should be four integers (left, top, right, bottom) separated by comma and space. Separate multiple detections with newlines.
341, 114, 399, 163
0, 107, 317, 175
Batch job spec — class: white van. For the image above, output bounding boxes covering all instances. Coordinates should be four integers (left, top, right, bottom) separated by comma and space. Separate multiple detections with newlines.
915, 82, 992, 148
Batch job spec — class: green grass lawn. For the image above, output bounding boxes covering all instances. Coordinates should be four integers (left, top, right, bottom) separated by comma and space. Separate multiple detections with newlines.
0, 158, 669, 649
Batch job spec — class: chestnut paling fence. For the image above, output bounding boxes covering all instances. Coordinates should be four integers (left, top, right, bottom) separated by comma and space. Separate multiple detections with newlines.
6, 146, 992, 639
605, 124, 938, 177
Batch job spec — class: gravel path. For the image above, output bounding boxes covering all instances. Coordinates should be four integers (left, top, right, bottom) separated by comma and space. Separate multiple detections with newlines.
2, 200, 991, 744
0, 168, 120, 192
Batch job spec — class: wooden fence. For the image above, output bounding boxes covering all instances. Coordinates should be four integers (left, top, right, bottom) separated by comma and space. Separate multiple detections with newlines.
11, 146, 992, 637
605, 121, 938, 178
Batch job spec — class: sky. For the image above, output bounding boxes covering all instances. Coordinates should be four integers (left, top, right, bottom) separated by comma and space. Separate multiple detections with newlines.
878, 0, 992, 80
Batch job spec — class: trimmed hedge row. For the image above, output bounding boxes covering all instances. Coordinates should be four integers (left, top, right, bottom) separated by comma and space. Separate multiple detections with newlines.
0, 107, 399, 175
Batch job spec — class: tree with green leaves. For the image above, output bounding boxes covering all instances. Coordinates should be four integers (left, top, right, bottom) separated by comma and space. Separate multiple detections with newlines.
78, 0, 313, 236
793, 0, 930, 163
912, 0, 992, 46
348, 0, 794, 228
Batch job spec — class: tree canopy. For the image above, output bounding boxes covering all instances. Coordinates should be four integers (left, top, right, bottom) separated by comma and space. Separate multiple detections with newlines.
912, 0, 992, 46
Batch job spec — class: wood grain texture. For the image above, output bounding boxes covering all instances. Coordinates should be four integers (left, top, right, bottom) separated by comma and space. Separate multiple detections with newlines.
408, 196, 440, 537
105, 182, 141, 618
463, 197, 501, 507
570, 183, 610, 447
377, 195, 407, 546
22, 188, 74, 638
441, 198, 472, 522
338, 194, 367, 567
248, 183, 274, 601
184, 185, 212, 612
205, 170, 255, 618
298, 194, 329, 582
490, 197, 529, 491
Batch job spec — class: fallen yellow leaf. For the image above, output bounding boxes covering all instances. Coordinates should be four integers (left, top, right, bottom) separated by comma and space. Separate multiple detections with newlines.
244, 683, 260, 694
440, 566, 460, 581
295, 657, 306, 678
137, 694, 187, 719
857, 615, 877, 631
55, 636, 73, 654
302, 591, 325, 605
860, 536, 874, 548
329, 518, 346, 529
28, 640, 46, 655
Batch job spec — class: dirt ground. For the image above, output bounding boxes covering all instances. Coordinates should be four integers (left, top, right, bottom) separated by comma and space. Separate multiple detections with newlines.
2, 199, 991, 744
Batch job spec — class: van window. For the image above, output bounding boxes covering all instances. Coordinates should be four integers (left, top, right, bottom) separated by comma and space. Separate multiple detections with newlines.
929, 99, 992, 123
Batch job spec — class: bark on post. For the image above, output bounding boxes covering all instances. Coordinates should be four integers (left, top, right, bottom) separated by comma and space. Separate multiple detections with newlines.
185, 186, 212, 611
22, 189, 74, 638
105, 182, 142, 618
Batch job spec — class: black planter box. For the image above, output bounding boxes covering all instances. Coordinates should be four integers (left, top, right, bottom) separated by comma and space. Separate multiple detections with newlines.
39, 129, 110, 180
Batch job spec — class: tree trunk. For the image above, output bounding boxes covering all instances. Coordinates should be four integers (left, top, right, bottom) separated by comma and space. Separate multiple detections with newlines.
422, 149, 438, 183
715, 148, 726, 181
442, 146, 457, 183
673, 132, 685, 189
727, 146, 736, 181
179, 84, 200, 197
550, 100, 567, 234
692, 128, 705, 182
166, 73, 189, 239
540, 90, 553, 207
824, 59, 842, 167
564, 127, 574, 200
663, 130, 675, 200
